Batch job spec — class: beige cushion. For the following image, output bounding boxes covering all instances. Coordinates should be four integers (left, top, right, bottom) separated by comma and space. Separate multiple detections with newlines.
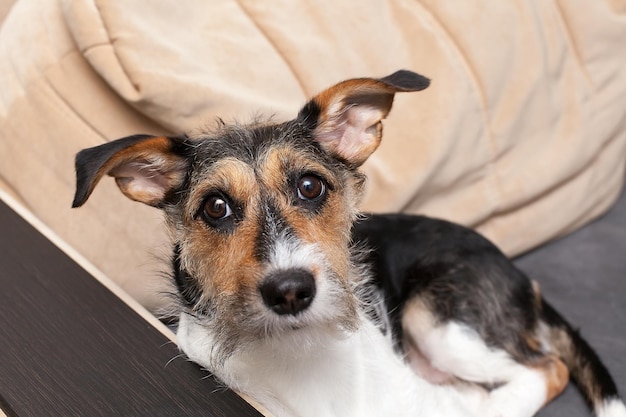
1, 0, 625, 310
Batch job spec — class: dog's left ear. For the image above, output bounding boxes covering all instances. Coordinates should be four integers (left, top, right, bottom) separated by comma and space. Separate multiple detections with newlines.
72, 135, 190, 208
298, 70, 430, 167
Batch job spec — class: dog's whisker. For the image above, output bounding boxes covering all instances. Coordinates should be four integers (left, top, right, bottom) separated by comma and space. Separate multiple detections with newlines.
164, 353, 187, 368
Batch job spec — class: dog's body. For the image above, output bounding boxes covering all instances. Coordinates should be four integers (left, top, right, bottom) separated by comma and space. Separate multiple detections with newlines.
354, 214, 625, 417
73, 70, 625, 417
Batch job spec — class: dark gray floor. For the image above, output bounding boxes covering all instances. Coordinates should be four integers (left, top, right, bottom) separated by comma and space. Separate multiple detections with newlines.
514, 185, 626, 416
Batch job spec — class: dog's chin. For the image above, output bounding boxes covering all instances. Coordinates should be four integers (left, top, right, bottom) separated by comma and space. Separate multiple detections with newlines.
263, 319, 358, 360
177, 293, 361, 373
228, 298, 361, 356
260, 305, 360, 349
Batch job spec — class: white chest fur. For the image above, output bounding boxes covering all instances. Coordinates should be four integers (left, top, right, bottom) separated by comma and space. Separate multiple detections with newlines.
177, 314, 474, 417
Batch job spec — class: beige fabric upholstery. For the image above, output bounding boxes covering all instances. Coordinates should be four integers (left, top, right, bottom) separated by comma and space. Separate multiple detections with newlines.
0, 1, 14, 25
1, 0, 625, 310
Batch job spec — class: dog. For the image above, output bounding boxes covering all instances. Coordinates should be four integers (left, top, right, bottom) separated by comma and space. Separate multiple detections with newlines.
73, 70, 625, 417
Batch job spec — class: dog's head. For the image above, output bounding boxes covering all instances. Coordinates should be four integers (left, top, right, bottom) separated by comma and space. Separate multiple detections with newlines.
73, 70, 429, 366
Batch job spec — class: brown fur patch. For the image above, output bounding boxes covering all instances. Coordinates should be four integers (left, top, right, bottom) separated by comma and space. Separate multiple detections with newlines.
106, 136, 188, 206
184, 213, 262, 296
530, 355, 570, 405
312, 78, 396, 124
522, 332, 542, 353
531, 280, 543, 311
181, 158, 261, 295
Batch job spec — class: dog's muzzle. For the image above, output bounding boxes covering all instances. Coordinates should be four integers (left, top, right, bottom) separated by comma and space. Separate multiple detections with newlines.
259, 268, 316, 315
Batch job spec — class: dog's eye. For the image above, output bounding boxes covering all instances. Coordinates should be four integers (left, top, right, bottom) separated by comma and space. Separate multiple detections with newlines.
202, 195, 232, 220
297, 175, 325, 201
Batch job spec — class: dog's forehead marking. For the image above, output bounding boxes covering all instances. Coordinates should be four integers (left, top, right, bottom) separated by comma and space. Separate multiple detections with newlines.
258, 145, 336, 190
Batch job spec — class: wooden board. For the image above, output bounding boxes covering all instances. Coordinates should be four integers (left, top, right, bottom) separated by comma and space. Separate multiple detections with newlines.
0, 198, 263, 417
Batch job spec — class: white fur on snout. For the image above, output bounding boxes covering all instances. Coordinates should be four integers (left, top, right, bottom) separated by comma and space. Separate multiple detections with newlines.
266, 232, 324, 273
261, 233, 345, 327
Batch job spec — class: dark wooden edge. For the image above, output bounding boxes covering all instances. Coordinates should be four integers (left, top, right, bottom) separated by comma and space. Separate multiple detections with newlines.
0, 191, 266, 417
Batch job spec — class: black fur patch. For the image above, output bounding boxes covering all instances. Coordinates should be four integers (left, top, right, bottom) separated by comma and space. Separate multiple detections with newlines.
379, 70, 430, 91
296, 99, 322, 132
352, 214, 539, 357
172, 244, 203, 309
254, 198, 295, 263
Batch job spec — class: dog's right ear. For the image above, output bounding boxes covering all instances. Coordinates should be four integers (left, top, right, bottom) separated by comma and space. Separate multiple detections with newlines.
72, 135, 190, 208
297, 70, 430, 168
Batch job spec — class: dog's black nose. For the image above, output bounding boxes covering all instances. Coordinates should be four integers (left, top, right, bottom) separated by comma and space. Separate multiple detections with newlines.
260, 269, 316, 315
